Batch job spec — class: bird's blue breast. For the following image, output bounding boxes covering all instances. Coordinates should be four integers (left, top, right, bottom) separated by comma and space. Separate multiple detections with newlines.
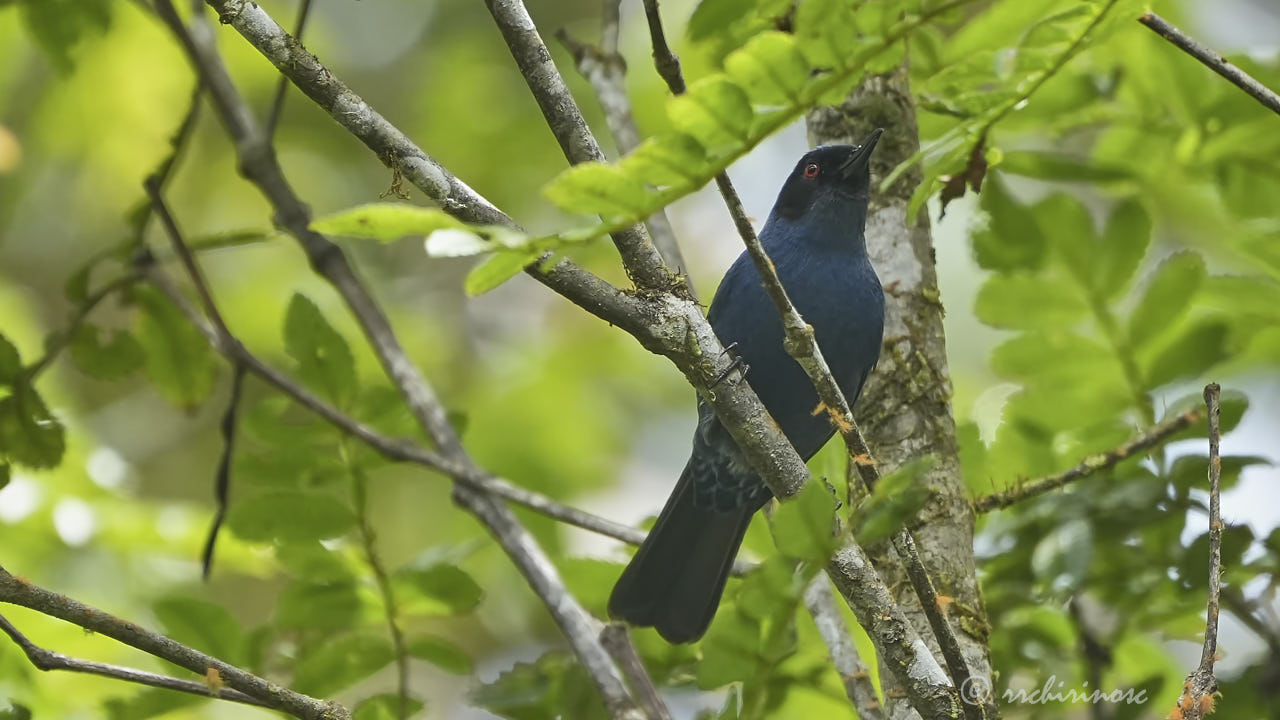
691, 216, 884, 511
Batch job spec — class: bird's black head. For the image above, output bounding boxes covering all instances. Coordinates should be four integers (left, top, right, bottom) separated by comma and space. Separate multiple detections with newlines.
773, 128, 883, 220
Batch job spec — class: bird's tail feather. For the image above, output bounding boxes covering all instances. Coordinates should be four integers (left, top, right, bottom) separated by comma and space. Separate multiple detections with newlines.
608, 463, 755, 644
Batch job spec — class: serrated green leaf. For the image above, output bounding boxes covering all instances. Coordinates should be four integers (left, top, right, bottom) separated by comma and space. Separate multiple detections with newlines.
543, 163, 656, 217
276, 580, 362, 632
352, 694, 425, 720
1141, 320, 1229, 389
310, 203, 466, 243
669, 77, 754, 151
0, 334, 20, 385
293, 632, 394, 697
0, 382, 66, 469
975, 274, 1088, 329
465, 250, 538, 295
408, 634, 473, 675
394, 564, 483, 615
852, 456, 936, 546
973, 175, 1046, 271
472, 651, 609, 720
619, 135, 709, 188
284, 294, 356, 406
1036, 193, 1097, 286
772, 480, 838, 562
725, 32, 809, 105
152, 597, 246, 665
69, 323, 145, 380
133, 286, 218, 410
227, 490, 355, 542
1128, 252, 1207, 349
276, 541, 356, 582
1096, 198, 1151, 299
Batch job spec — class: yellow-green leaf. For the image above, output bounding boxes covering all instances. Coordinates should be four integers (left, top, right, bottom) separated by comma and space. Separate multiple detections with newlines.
311, 203, 466, 243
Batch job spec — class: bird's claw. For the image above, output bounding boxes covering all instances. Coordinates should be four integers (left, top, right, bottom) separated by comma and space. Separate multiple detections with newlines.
710, 356, 748, 390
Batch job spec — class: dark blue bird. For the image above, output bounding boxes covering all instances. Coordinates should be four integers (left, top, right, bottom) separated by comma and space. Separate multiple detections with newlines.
608, 130, 887, 643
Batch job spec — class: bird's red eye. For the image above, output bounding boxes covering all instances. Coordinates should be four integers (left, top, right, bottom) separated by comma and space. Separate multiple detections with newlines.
804, 163, 820, 178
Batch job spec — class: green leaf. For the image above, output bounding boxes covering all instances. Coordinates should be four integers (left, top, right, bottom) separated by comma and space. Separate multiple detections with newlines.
465, 250, 539, 295
997, 150, 1131, 182
394, 564, 483, 616
989, 331, 1122, 385
284, 294, 357, 406
1140, 320, 1229, 389
1200, 274, 1280, 322
668, 77, 754, 152
353, 695, 425, 720
276, 541, 355, 582
63, 265, 92, 304
543, 163, 657, 217
20, 0, 111, 71
793, 0, 860, 69
227, 490, 355, 543
408, 634, 473, 675
725, 32, 809, 105
103, 690, 198, 720
972, 175, 1046, 271
974, 274, 1088, 329
293, 632, 394, 697
1031, 518, 1093, 589
1159, 388, 1248, 443
472, 652, 608, 720
0, 463, 10, 492
1095, 198, 1151, 299
1036, 193, 1097, 286
310, 203, 466, 243
1128, 252, 1206, 349
133, 286, 218, 410
152, 597, 246, 665
69, 323, 145, 380
852, 456, 936, 546
618, 135, 709, 188
697, 607, 762, 688
557, 557, 624, 617
0, 382, 66, 469
0, 334, 20, 385
276, 580, 362, 632
772, 480, 838, 562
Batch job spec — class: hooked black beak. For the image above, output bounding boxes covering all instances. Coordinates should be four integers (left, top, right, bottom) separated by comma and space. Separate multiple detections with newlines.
838, 128, 884, 180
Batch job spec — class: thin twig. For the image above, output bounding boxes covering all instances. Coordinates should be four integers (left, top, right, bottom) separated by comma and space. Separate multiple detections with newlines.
973, 406, 1206, 513
0, 611, 269, 709
1139, 12, 1280, 117
482, 0, 673, 293
265, 0, 313, 138
1172, 383, 1224, 719
350, 459, 412, 720
643, 4, 977, 716
202, 363, 246, 578
23, 273, 142, 380
600, 625, 673, 720
0, 567, 345, 719
803, 577, 885, 720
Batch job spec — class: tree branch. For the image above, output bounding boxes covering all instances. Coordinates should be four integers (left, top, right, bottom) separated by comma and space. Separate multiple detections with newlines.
1139, 12, 1280, 118
264, 0, 312, 138
973, 406, 1206, 514
600, 625, 673, 720
0, 610, 270, 710
150, 4, 644, 715
0, 568, 345, 719
803, 577, 885, 720
1172, 383, 1224, 720
481, 0, 674, 293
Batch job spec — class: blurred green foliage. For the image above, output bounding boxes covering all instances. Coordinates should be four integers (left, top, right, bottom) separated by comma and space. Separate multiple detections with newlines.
1, 0, 1279, 718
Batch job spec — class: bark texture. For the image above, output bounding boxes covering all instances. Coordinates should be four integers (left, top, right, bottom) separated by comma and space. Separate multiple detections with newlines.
808, 67, 995, 719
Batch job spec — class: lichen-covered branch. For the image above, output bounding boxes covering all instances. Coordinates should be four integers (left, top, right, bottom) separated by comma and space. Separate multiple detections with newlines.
973, 406, 1205, 513
0, 568, 345, 719
804, 577, 885, 720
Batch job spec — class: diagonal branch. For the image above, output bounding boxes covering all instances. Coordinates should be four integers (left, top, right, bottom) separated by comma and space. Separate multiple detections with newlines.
0, 569, 343, 719
0, 611, 270, 710
1139, 12, 1280, 118
973, 406, 1206, 513
803, 577, 885, 720
481, 0, 674, 293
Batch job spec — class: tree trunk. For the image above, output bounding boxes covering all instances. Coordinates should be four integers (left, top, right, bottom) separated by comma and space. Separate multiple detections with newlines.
808, 66, 996, 719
